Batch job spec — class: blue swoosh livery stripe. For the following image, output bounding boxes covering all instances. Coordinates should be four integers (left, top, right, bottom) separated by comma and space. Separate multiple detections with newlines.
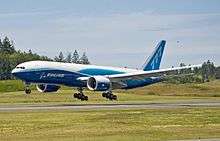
79, 68, 125, 75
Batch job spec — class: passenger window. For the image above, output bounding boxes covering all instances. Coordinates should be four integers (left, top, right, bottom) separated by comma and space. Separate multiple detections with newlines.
16, 66, 25, 69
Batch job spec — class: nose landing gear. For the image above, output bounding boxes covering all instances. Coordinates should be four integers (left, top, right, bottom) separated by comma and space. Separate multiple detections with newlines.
24, 83, 31, 94
25, 88, 31, 94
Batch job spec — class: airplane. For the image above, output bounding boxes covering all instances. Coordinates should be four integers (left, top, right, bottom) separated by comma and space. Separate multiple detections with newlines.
11, 40, 201, 101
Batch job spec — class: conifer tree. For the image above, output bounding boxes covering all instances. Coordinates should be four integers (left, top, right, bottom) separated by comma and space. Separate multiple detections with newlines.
54, 52, 64, 62
65, 52, 72, 63
79, 52, 90, 64
1, 37, 15, 54
72, 50, 79, 63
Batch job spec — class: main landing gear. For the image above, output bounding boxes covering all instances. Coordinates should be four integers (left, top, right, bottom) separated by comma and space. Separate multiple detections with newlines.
73, 88, 88, 101
102, 91, 117, 101
24, 83, 31, 94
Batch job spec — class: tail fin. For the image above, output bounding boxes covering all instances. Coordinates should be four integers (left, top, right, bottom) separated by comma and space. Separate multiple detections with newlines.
142, 40, 166, 71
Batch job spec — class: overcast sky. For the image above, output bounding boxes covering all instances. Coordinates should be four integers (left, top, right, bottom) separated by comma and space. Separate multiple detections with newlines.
0, 0, 220, 68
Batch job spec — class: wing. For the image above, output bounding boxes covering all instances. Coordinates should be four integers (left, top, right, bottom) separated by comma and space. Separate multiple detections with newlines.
107, 64, 201, 80
77, 64, 201, 88
106, 64, 201, 88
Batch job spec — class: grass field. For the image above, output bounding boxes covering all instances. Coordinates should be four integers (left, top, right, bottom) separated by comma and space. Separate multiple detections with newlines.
0, 80, 220, 141
0, 80, 36, 92
0, 80, 220, 104
0, 108, 219, 141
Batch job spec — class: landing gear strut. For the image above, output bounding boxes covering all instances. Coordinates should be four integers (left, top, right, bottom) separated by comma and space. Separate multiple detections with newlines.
73, 88, 88, 101
102, 91, 117, 100
24, 83, 31, 94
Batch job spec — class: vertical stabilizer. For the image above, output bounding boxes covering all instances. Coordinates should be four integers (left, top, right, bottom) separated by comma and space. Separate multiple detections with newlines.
142, 40, 166, 71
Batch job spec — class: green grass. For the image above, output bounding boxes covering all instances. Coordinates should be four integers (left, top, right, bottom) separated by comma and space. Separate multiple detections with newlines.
0, 80, 220, 141
0, 80, 36, 92
0, 108, 219, 141
127, 80, 220, 97
0, 89, 219, 105
0, 80, 24, 92
0, 80, 220, 104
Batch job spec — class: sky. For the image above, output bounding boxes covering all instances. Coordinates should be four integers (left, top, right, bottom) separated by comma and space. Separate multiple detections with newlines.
0, 0, 220, 69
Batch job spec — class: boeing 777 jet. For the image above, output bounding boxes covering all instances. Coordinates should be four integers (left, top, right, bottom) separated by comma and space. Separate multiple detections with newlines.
12, 40, 200, 101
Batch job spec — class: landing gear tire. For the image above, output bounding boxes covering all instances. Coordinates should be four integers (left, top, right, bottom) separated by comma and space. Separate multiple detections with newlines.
74, 93, 79, 98
73, 88, 88, 101
25, 88, 31, 94
112, 95, 117, 100
84, 96, 88, 101
102, 92, 117, 101
24, 82, 31, 94
102, 92, 107, 98
80, 95, 88, 101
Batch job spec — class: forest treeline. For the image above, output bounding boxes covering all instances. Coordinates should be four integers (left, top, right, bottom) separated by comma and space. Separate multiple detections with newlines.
0, 36, 90, 80
165, 60, 219, 84
0, 36, 219, 82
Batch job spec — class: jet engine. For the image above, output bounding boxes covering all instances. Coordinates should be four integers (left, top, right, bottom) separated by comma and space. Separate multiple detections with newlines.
36, 84, 60, 93
87, 76, 111, 91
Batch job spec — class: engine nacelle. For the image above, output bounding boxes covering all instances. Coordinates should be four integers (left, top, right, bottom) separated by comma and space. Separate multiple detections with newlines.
87, 76, 111, 91
36, 84, 60, 93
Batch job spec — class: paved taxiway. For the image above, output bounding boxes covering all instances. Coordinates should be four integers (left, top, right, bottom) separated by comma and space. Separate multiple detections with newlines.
0, 101, 219, 111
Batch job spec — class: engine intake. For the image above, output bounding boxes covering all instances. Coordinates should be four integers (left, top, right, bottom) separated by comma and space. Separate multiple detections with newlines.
87, 76, 111, 91
36, 84, 60, 93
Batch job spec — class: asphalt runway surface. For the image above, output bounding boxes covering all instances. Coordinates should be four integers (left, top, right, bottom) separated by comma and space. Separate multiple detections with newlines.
0, 101, 219, 111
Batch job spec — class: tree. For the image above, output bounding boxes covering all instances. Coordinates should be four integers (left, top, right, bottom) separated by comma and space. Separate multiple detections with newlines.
180, 63, 186, 67
215, 66, 220, 79
0, 36, 53, 80
54, 52, 64, 62
1, 37, 15, 54
179, 63, 187, 74
72, 50, 79, 63
65, 52, 72, 63
207, 60, 215, 77
79, 52, 90, 64
28, 49, 33, 55
201, 60, 216, 82
0, 38, 2, 50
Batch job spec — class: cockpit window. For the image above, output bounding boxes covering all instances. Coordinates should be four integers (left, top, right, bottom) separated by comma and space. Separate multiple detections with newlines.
16, 66, 25, 69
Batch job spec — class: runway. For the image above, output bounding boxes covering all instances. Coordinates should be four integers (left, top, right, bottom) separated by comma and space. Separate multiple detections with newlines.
0, 101, 219, 111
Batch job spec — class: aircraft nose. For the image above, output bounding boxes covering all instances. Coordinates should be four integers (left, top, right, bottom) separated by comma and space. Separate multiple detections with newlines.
11, 68, 18, 75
